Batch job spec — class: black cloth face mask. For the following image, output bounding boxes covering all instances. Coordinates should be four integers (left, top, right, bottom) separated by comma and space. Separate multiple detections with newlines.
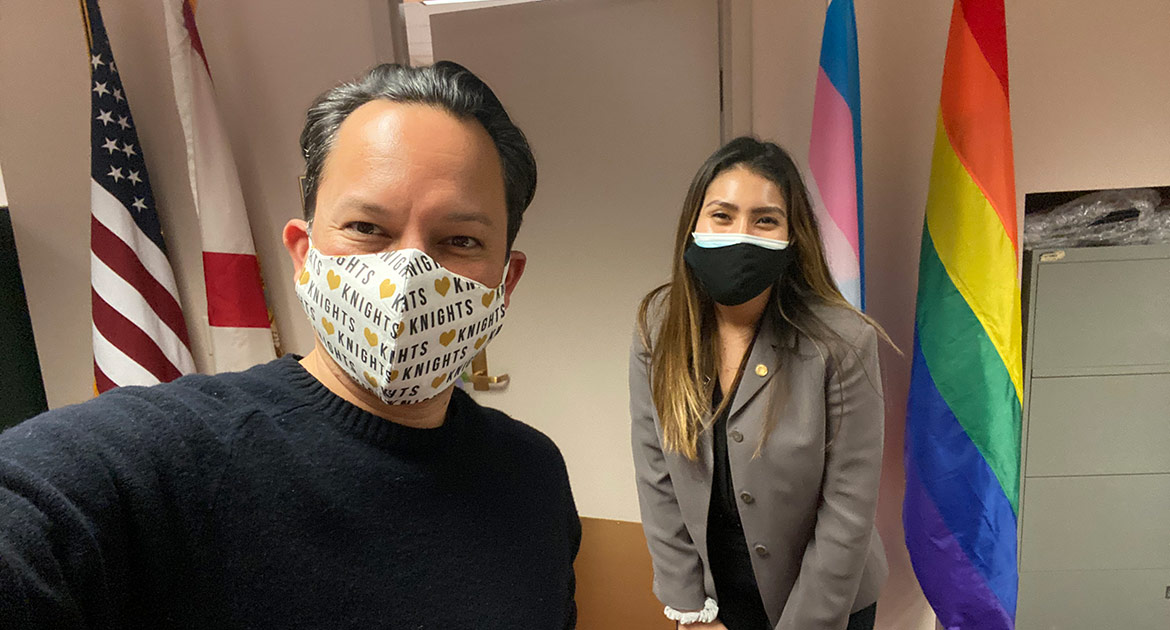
684, 242, 795, 306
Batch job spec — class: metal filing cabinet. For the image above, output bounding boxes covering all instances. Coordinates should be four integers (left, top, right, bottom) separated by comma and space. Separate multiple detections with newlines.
1017, 244, 1170, 629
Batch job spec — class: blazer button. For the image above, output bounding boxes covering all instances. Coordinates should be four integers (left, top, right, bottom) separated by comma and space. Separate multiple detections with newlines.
754, 364, 768, 377
740, 491, 754, 504
754, 544, 769, 557
730, 430, 744, 443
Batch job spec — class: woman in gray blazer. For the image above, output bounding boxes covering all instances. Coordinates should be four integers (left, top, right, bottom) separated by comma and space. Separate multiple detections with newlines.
631, 137, 890, 630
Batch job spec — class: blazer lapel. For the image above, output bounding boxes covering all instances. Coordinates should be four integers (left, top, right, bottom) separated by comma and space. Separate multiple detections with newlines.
727, 311, 782, 421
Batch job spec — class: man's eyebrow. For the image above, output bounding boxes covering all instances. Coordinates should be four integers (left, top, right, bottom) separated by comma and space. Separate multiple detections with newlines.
443, 211, 495, 227
334, 198, 495, 227
336, 197, 391, 215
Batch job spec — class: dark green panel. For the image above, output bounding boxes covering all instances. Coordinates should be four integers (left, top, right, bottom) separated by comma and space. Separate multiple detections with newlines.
0, 206, 49, 429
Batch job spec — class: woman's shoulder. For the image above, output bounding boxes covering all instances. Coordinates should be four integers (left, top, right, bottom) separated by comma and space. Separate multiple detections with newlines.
640, 284, 671, 317
804, 299, 875, 345
634, 284, 671, 339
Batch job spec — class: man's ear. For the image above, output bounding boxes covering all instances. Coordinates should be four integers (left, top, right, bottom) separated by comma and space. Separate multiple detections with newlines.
283, 219, 311, 275
502, 250, 526, 309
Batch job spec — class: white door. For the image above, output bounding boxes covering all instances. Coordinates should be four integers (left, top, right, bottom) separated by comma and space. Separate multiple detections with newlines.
432, 0, 720, 521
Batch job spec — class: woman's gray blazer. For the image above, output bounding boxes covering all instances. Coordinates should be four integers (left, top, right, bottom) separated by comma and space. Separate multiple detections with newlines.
630, 302, 888, 629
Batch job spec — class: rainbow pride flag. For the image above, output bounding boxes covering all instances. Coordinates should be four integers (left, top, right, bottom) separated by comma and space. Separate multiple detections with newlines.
903, 0, 1023, 628
808, 0, 864, 309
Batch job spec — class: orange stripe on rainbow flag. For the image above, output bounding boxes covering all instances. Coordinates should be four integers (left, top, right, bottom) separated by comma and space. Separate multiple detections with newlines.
939, 0, 1018, 252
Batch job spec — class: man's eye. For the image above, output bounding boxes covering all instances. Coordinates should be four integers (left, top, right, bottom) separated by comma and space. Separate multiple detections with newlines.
346, 222, 382, 235
447, 236, 482, 249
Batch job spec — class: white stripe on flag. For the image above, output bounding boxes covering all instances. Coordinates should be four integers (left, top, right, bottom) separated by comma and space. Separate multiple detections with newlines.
837, 277, 862, 310
93, 323, 162, 388
163, 2, 257, 255
208, 326, 276, 372
91, 252, 196, 374
91, 180, 184, 301
804, 164, 862, 305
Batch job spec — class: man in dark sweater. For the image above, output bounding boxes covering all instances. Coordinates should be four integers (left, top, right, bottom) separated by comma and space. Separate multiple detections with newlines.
0, 62, 579, 628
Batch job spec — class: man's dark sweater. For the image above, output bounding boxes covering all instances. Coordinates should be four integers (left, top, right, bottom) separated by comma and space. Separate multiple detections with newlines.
0, 356, 579, 629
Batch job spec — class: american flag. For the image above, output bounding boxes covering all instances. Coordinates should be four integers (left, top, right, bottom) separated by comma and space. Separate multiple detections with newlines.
85, 0, 194, 392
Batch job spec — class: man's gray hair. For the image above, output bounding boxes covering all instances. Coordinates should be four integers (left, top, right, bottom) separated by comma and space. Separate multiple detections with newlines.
299, 62, 536, 247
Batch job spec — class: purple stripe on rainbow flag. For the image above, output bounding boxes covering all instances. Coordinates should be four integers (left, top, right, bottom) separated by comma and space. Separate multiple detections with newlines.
905, 447, 1013, 630
906, 327, 1018, 616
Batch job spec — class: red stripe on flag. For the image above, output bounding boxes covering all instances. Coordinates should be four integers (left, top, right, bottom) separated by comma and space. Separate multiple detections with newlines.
203, 252, 271, 328
181, 0, 211, 76
958, 0, 1009, 95
91, 216, 192, 347
92, 289, 183, 383
94, 362, 117, 394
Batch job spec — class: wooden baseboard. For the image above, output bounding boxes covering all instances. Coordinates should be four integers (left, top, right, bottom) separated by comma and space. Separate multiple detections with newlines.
575, 517, 674, 630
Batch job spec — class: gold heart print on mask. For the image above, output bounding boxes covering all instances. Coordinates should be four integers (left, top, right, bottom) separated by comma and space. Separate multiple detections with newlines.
321, 318, 335, 335
363, 371, 378, 389
380, 279, 397, 299
474, 336, 487, 350
431, 374, 448, 389
439, 330, 457, 347
482, 291, 495, 308
434, 276, 451, 296
326, 269, 341, 290
298, 269, 310, 285
393, 322, 405, 337
364, 328, 378, 347
388, 369, 400, 381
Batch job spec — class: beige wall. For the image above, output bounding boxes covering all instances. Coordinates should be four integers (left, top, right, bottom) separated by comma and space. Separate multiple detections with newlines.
3, 0, 1168, 626
0, 0, 394, 408
750, 1, 1170, 629
431, 0, 722, 526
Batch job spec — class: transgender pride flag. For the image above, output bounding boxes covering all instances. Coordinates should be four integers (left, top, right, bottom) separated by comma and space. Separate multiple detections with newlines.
808, 0, 864, 309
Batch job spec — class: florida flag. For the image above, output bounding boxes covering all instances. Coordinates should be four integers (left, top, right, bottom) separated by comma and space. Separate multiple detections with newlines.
164, 0, 276, 372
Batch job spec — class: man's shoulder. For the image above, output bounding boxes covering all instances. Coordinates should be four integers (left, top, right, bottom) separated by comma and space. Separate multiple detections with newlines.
109, 360, 287, 417
452, 389, 567, 472
3, 358, 293, 447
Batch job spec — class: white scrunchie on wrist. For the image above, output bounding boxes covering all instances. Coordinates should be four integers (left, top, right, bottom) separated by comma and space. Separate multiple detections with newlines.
663, 597, 719, 624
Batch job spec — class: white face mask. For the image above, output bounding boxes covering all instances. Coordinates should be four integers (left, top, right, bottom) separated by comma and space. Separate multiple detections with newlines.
295, 241, 508, 404
691, 231, 789, 250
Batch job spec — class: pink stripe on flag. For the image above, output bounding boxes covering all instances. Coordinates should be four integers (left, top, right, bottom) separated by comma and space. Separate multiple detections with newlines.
809, 67, 860, 258
808, 180, 861, 302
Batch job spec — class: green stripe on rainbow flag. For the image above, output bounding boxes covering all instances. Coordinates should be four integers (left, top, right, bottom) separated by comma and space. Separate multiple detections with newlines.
916, 227, 1022, 513
924, 115, 1023, 402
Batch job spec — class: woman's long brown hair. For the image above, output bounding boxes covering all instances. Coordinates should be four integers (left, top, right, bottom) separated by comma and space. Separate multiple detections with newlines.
638, 137, 893, 460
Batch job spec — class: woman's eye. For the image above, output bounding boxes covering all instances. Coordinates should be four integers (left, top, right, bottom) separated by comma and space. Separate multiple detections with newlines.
758, 216, 781, 226
346, 222, 383, 235
711, 211, 731, 221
